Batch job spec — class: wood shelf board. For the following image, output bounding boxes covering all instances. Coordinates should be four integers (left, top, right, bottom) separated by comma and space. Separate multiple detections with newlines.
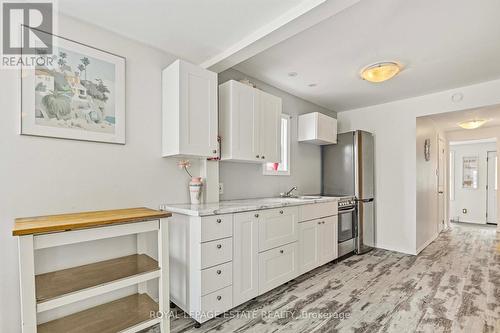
37, 293, 159, 333
13, 207, 171, 236
36, 254, 159, 302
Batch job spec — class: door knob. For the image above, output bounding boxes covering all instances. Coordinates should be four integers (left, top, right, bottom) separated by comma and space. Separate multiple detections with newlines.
216, 244, 222, 249
256, 155, 260, 158
279, 210, 284, 214
280, 250, 284, 254
261, 156, 265, 159
217, 296, 222, 301
254, 213, 259, 218
216, 218, 222, 223
216, 270, 222, 275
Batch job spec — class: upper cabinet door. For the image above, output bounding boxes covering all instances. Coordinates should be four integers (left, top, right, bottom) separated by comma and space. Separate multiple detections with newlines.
258, 90, 282, 163
219, 80, 281, 163
219, 81, 260, 161
162, 60, 218, 157
298, 112, 337, 145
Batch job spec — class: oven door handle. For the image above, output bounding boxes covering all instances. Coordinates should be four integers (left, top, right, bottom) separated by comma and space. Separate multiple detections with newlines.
338, 208, 356, 213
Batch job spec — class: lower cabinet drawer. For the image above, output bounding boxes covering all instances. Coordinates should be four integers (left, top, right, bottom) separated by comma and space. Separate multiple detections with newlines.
300, 201, 338, 222
201, 262, 233, 296
200, 285, 233, 316
201, 237, 233, 269
258, 242, 299, 295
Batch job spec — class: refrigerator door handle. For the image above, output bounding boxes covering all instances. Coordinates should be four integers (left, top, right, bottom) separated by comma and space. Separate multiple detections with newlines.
357, 198, 374, 203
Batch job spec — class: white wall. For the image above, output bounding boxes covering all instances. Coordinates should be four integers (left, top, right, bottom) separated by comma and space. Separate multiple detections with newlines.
446, 126, 500, 231
449, 142, 497, 224
0, 15, 194, 332
338, 78, 500, 255
415, 117, 439, 252
218, 69, 336, 200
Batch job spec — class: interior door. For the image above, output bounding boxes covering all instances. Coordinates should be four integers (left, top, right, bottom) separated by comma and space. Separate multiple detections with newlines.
437, 138, 446, 231
487, 151, 498, 224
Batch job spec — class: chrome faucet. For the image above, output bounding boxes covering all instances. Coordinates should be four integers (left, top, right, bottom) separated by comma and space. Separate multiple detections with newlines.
280, 186, 298, 198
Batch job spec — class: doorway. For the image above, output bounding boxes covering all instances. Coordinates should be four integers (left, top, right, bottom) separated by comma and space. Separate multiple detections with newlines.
487, 151, 498, 224
437, 138, 446, 231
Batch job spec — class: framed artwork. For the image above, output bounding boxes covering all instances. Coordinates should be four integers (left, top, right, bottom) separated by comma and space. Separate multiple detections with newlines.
21, 29, 126, 144
424, 139, 431, 161
462, 156, 479, 189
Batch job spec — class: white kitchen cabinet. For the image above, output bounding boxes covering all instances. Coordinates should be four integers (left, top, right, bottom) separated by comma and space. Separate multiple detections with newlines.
298, 112, 337, 145
258, 206, 299, 252
298, 215, 338, 274
233, 211, 259, 307
162, 59, 218, 158
319, 215, 338, 265
298, 219, 320, 274
258, 242, 299, 295
258, 89, 282, 163
219, 80, 282, 163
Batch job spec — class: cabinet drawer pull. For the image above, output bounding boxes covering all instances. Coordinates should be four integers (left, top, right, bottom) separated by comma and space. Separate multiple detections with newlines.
216, 218, 222, 223
280, 250, 284, 254
216, 244, 222, 249
254, 213, 259, 218
317, 221, 321, 225
261, 156, 265, 159
216, 270, 222, 275
279, 210, 284, 214
256, 155, 260, 158
217, 296, 222, 301
213, 150, 217, 154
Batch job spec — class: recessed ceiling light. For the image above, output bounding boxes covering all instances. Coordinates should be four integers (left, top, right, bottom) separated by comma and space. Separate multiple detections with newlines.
288, 72, 298, 77
360, 62, 402, 83
458, 119, 488, 130
308, 83, 317, 87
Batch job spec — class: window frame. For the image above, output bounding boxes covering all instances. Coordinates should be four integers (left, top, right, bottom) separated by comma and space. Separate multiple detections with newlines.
263, 114, 291, 176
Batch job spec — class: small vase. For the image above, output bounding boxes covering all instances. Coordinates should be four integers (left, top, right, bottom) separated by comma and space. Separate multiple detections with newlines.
189, 177, 203, 204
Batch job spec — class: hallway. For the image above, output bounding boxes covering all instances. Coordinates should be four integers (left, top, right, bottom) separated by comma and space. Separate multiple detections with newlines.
168, 223, 500, 333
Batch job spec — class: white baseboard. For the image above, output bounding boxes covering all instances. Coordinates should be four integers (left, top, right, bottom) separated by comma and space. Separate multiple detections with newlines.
415, 232, 439, 255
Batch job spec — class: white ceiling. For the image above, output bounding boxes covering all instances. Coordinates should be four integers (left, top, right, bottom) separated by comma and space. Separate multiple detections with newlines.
426, 105, 500, 133
235, 0, 500, 111
58, 0, 307, 64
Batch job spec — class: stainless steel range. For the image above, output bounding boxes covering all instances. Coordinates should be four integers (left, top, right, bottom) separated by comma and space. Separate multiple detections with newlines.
337, 197, 357, 256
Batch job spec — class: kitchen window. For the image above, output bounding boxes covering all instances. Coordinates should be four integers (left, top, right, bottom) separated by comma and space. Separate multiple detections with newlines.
263, 114, 291, 176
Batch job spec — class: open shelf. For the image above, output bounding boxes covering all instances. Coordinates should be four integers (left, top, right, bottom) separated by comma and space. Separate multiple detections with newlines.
37, 293, 159, 333
36, 254, 159, 311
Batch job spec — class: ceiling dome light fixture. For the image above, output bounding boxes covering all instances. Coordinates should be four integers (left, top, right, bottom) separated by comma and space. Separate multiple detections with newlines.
360, 62, 402, 83
458, 119, 488, 130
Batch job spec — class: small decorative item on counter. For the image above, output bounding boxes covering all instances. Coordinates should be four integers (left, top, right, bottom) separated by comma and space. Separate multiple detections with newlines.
189, 177, 203, 204
177, 159, 203, 204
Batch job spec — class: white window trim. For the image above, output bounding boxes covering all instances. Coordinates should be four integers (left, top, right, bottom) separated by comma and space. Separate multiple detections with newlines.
263, 114, 291, 176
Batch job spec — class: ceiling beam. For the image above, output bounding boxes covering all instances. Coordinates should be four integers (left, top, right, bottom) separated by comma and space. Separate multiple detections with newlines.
200, 0, 362, 73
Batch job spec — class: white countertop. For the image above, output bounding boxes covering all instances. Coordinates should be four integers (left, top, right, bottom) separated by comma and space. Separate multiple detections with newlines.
160, 196, 343, 216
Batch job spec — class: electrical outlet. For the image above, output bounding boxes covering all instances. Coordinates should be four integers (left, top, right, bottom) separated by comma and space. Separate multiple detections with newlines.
219, 183, 224, 195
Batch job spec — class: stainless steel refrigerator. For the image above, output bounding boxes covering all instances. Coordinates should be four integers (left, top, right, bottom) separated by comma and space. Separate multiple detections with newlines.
321, 130, 375, 254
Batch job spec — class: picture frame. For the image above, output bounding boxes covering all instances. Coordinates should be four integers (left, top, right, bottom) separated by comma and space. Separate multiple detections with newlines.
21, 28, 126, 144
462, 156, 479, 189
